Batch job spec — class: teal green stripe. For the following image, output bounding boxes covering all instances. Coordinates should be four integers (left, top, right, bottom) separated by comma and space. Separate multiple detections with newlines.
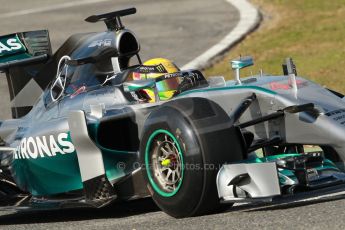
0, 53, 31, 62
178, 85, 277, 97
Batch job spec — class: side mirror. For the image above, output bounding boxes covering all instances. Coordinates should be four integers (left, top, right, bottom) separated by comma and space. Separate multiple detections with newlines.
231, 56, 254, 70
282, 57, 297, 76
231, 56, 254, 84
123, 79, 159, 102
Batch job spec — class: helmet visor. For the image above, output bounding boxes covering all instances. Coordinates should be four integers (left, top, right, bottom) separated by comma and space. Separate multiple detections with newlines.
132, 72, 180, 92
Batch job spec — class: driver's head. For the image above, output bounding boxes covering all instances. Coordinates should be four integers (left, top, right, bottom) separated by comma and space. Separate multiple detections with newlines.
132, 58, 181, 102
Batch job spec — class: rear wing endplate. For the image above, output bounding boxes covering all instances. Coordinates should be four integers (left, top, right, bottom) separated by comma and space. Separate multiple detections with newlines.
0, 30, 51, 72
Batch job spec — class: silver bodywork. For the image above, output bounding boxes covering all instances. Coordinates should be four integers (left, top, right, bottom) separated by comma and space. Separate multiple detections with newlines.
68, 110, 106, 182
2, 63, 345, 203
217, 162, 281, 202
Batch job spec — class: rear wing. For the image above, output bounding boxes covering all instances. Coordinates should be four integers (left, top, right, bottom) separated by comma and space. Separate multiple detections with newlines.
0, 30, 52, 118
0, 30, 51, 71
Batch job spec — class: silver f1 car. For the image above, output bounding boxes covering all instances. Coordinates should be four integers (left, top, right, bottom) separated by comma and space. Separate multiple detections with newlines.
1, 8, 345, 218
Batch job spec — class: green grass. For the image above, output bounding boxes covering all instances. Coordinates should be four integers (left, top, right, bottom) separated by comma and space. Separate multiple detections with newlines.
205, 0, 345, 93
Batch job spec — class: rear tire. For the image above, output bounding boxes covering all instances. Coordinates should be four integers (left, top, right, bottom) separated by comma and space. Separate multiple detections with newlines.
0, 174, 23, 206
140, 98, 245, 217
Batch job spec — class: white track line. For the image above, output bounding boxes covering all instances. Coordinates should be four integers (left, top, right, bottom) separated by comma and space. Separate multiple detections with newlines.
182, 0, 261, 70
0, 0, 113, 19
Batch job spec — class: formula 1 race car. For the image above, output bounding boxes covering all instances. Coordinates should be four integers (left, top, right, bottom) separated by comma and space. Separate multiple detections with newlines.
1, 7, 345, 218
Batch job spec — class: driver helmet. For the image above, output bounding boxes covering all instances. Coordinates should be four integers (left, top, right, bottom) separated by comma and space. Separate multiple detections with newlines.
132, 58, 181, 102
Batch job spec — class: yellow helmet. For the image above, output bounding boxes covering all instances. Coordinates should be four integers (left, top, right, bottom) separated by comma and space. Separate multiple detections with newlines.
132, 58, 181, 102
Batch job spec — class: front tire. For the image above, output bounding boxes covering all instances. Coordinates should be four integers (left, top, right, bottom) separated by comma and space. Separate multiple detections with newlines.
140, 98, 245, 217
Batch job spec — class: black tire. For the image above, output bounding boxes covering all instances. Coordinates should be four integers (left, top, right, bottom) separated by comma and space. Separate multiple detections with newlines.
140, 97, 245, 218
0, 174, 23, 206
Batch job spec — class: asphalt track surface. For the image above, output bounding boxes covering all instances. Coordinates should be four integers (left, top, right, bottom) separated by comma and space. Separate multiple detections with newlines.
1, 1, 345, 230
